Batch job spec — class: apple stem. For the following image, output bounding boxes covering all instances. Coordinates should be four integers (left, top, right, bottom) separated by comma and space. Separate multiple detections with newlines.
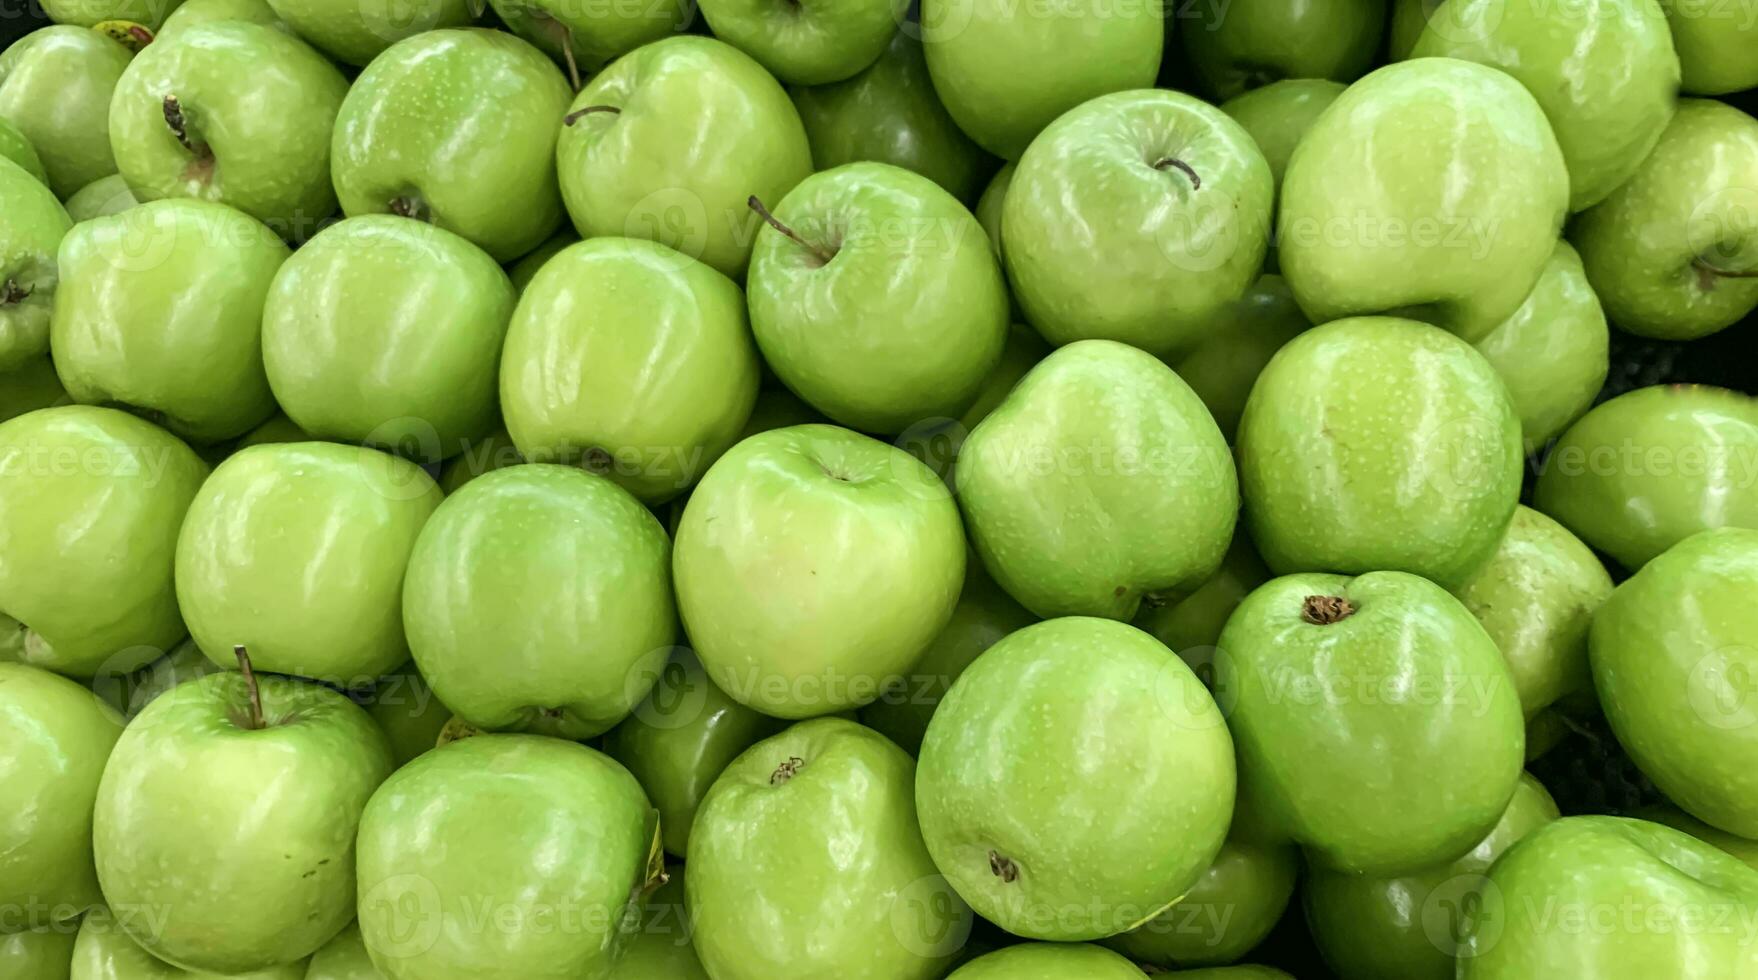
388, 195, 429, 222
747, 196, 834, 265
1694, 257, 1758, 291
541, 15, 582, 91
563, 105, 621, 126
161, 95, 212, 161
0, 279, 29, 306
769, 756, 805, 785
1153, 157, 1201, 191
1300, 595, 1356, 625
233, 644, 265, 731
987, 851, 1019, 883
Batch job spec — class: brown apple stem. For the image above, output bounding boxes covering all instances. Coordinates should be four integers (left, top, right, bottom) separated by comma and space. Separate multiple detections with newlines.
988, 851, 1020, 883
1153, 157, 1201, 191
0, 279, 29, 306
581, 447, 613, 475
161, 95, 211, 161
1694, 257, 1758, 291
388, 195, 429, 222
233, 644, 265, 731
747, 196, 835, 264
562, 105, 621, 126
769, 756, 805, 785
1301, 595, 1356, 625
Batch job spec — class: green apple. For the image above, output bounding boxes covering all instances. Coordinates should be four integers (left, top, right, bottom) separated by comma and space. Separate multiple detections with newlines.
917, 618, 1235, 939
122, 637, 219, 719
1239, 316, 1521, 586
0, 355, 71, 424
234, 412, 310, 450
699, 0, 901, 84
674, 425, 965, 718
1103, 834, 1297, 968
1304, 772, 1557, 980
858, 561, 1035, 755
403, 464, 674, 739
0, 27, 132, 199
0, 407, 207, 677
0, 156, 72, 372
332, 29, 572, 263
556, 35, 814, 278
359, 662, 451, 768
747, 162, 1007, 433
604, 649, 785, 856
304, 922, 378, 980
1471, 241, 1608, 450
957, 340, 1238, 619
1217, 571, 1525, 873
63, 175, 138, 222
919, 0, 1164, 159
1459, 816, 1758, 977
70, 910, 307, 979
1453, 506, 1612, 719
0, 117, 48, 185
108, 21, 346, 238
0, 924, 75, 980
486, 0, 682, 85
1165, 969, 1293, 979
1168, 274, 1308, 442
791, 30, 993, 204
506, 229, 576, 292
93, 669, 393, 972
1219, 79, 1345, 191
1637, 804, 1758, 870
435, 427, 523, 494
1572, 99, 1758, 339
157, 0, 289, 40
946, 943, 1145, 978
52, 199, 287, 444
1662, 0, 1758, 94
261, 216, 514, 462
688, 717, 967, 979
899, 321, 1049, 482
1591, 528, 1758, 836
355, 734, 659, 979
1534, 385, 1758, 569
616, 869, 706, 979
1182, 0, 1383, 100
500, 237, 759, 504
264, 0, 475, 66
1003, 89, 1273, 358
1278, 58, 1568, 341
973, 161, 1010, 258
0, 663, 123, 927
175, 443, 443, 684
1132, 533, 1270, 677
1389, 0, 1432, 57
41, 0, 186, 28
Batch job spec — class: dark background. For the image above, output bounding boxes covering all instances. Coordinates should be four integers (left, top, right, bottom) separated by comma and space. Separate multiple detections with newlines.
1, 1, 46, 51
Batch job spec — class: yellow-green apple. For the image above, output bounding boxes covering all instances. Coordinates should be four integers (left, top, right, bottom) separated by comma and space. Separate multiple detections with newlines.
0, 117, 47, 184
156, 0, 289, 39
1661, 0, 1758, 94
0, 27, 132, 198
0, 156, 71, 371
62, 174, 138, 222
304, 922, 379, 980
264, 0, 475, 65
698, 0, 902, 84
1638, 804, 1758, 869
1219, 79, 1345, 191
0, 924, 76, 980
41, 0, 186, 28
70, 909, 308, 978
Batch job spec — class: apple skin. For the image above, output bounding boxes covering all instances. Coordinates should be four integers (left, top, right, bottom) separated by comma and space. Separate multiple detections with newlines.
500, 237, 760, 504
1305, 772, 1557, 980
1662, 0, 1758, 94
261, 216, 516, 462
52, 199, 288, 444
264, 0, 475, 66
1002, 89, 1273, 358
0, 925, 76, 980
957, 340, 1238, 620
332, 30, 573, 263
355, 734, 658, 980
175, 443, 444, 685
1591, 528, 1758, 836
673, 424, 965, 718
486, 0, 684, 80
402, 464, 675, 740
946, 943, 1145, 979
556, 36, 814, 279
1534, 385, 1758, 570
1181, 0, 1383, 100
506, 230, 576, 293
1388, 0, 1429, 57
0, 407, 207, 677
616, 869, 707, 979
1637, 804, 1758, 870
687, 717, 968, 980
858, 561, 1035, 755
604, 649, 785, 856
1219, 79, 1345, 190
1572, 99, 1758, 340
1471, 241, 1609, 450
699, 0, 902, 85
748, 162, 1008, 434
1168, 274, 1308, 442
1102, 834, 1297, 968
70, 910, 307, 979
360, 661, 452, 768
1216, 571, 1525, 874
435, 428, 522, 494
973, 161, 1010, 258
791, 31, 994, 204
93, 671, 394, 973
900, 321, 1049, 483
1132, 533, 1270, 678
41, 0, 186, 28
121, 637, 219, 719
108, 21, 348, 239
0, 663, 124, 928
234, 413, 309, 450
0, 355, 71, 424
919, 0, 1165, 160
0, 27, 132, 199
1278, 58, 1568, 342
1459, 816, 1758, 977
0, 156, 72, 372
305, 921, 378, 980
917, 618, 1235, 940
1237, 316, 1522, 588
1453, 506, 1613, 719
0, 117, 48, 185
156, 0, 289, 40
63, 175, 138, 223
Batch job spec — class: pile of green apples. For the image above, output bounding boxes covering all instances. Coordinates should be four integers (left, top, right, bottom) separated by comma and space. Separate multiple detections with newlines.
4, 0, 1758, 977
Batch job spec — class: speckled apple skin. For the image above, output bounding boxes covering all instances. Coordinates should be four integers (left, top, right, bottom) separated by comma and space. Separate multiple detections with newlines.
945, 943, 1147, 979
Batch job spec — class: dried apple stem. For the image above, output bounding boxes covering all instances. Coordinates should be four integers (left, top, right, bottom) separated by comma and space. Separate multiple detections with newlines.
748, 196, 834, 264
0, 279, 29, 305
1301, 595, 1356, 625
233, 644, 265, 731
1153, 157, 1201, 190
563, 105, 621, 126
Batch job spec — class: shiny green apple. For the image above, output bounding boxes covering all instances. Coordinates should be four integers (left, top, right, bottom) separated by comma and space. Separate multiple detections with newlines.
0, 924, 75, 980
0, 27, 131, 199
947, 943, 1145, 978
1103, 833, 1297, 968
506, 230, 575, 293
70, 910, 307, 979
1182, 0, 1383, 100
486, 0, 683, 83
1132, 533, 1270, 678
265, 0, 475, 65
1169, 274, 1308, 442
1662, 0, 1758, 94
1219, 79, 1345, 191
699, 0, 901, 84
1637, 804, 1758, 870
63, 175, 138, 222
435, 428, 522, 495
156, 0, 288, 40
615, 869, 706, 979
973, 161, 1010, 258
304, 921, 379, 980
0, 156, 72, 372
0, 117, 47, 185
359, 662, 451, 768
41, 0, 186, 28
